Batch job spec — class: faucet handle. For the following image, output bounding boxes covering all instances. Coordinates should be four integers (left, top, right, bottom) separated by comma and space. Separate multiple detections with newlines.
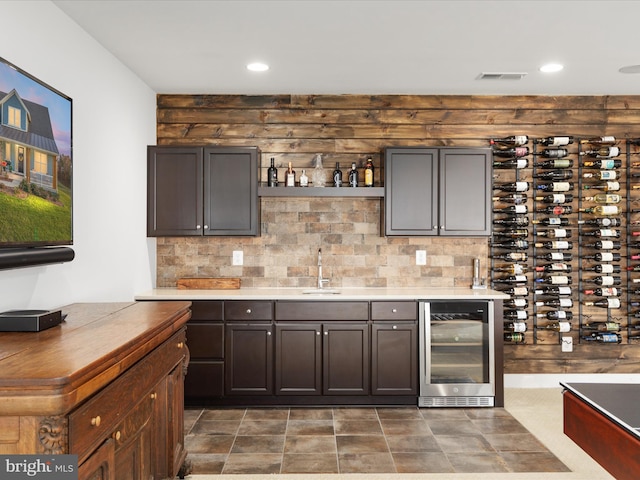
320, 279, 330, 286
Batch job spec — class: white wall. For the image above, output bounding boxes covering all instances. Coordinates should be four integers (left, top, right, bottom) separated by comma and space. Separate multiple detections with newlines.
0, 1, 157, 311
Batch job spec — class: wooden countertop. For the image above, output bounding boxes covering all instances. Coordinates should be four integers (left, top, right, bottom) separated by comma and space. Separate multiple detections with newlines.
0, 301, 191, 416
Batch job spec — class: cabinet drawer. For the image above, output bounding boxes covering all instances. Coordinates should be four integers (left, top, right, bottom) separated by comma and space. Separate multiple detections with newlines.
225, 301, 273, 321
191, 301, 223, 321
187, 323, 223, 358
276, 301, 369, 321
185, 361, 224, 399
371, 301, 417, 321
69, 329, 186, 463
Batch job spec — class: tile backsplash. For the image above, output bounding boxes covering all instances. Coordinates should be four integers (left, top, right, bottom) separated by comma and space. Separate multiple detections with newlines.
156, 198, 488, 288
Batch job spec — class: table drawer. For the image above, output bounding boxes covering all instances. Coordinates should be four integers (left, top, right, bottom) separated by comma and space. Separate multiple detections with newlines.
225, 301, 273, 321
371, 301, 417, 321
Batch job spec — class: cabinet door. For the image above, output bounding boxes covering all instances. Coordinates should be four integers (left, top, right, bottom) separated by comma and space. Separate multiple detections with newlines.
147, 146, 203, 236
204, 147, 259, 236
323, 324, 369, 395
275, 323, 322, 395
78, 439, 115, 480
384, 147, 439, 236
166, 363, 187, 478
225, 324, 273, 395
439, 148, 492, 235
371, 323, 417, 395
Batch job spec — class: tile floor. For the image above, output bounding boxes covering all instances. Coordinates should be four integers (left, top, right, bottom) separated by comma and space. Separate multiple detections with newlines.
183, 405, 570, 475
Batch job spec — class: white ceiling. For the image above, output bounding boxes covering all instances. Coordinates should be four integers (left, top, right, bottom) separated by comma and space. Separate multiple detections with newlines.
53, 0, 640, 96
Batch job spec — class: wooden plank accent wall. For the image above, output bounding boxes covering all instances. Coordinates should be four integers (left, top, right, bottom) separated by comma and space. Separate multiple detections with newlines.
156, 94, 640, 374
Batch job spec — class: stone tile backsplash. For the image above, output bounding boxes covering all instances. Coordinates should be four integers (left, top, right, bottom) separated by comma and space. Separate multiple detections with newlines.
156, 198, 488, 288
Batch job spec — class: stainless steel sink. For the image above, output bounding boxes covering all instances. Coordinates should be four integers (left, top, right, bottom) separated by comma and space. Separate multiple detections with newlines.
302, 289, 341, 295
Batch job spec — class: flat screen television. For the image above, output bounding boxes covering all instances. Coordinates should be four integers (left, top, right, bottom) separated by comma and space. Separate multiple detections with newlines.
0, 56, 74, 269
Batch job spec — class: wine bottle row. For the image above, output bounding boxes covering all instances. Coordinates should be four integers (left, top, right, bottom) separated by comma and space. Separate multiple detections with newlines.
490, 135, 640, 345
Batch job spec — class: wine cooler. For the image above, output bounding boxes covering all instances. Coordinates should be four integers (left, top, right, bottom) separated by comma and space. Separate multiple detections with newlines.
419, 301, 495, 407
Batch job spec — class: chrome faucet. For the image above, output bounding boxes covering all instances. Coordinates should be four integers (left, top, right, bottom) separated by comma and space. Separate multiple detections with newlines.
317, 248, 329, 289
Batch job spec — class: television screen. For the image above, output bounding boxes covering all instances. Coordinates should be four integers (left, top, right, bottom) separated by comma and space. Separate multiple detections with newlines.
0, 56, 72, 247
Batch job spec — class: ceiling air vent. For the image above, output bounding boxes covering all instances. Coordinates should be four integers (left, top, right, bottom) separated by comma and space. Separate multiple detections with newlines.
477, 72, 528, 80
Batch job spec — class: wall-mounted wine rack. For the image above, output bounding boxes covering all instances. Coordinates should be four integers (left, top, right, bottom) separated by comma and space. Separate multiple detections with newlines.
491, 136, 640, 347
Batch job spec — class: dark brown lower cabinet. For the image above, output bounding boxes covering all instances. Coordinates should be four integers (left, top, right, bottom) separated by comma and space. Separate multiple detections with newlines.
323, 324, 370, 395
275, 324, 322, 395
371, 323, 418, 395
225, 323, 274, 395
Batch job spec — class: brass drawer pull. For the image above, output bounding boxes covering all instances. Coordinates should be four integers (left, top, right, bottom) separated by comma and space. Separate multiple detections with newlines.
114, 431, 121, 441
150, 392, 157, 400
177, 342, 184, 349
90, 416, 101, 427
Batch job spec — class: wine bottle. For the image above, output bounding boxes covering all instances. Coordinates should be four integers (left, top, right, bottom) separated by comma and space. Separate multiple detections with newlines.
490, 136, 529, 146
535, 194, 573, 204
583, 170, 617, 180
582, 322, 622, 331
299, 169, 309, 187
536, 182, 572, 192
536, 158, 573, 169
364, 157, 374, 187
493, 216, 530, 227
534, 241, 573, 250
581, 332, 622, 343
580, 136, 616, 146
536, 205, 572, 215
504, 321, 527, 332
535, 263, 572, 272
583, 287, 622, 297
583, 264, 621, 274
583, 241, 621, 250
583, 298, 622, 309
504, 332, 526, 343
536, 228, 571, 238
579, 205, 621, 216
535, 286, 572, 296
494, 264, 528, 274
348, 162, 358, 187
493, 158, 529, 169
537, 136, 574, 146
581, 229, 621, 238
627, 265, 640, 272
581, 159, 621, 169
535, 252, 572, 261
578, 217, 621, 227
537, 310, 573, 320
333, 162, 343, 187
493, 147, 529, 158
583, 182, 620, 192
494, 275, 528, 284
533, 170, 573, 181
588, 275, 622, 286
504, 310, 528, 320
538, 321, 572, 332
540, 148, 568, 158
535, 275, 572, 285
491, 252, 528, 261
493, 205, 528, 215
494, 181, 529, 192
582, 252, 620, 262
493, 194, 528, 204
505, 297, 528, 309
267, 157, 278, 187
494, 285, 529, 296
491, 240, 529, 250
285, 162, 296, 187
583, 194, 622, 204
580, 146, 620, 158
532, 217, 569, 226
536, 298, 573, 308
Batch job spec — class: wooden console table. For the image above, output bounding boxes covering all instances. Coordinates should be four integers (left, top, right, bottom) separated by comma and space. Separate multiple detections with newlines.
562, 382, 640, 480
0, 301, 191, 480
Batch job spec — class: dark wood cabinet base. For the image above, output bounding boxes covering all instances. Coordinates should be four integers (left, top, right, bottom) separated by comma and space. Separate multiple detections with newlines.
186, 395, 418, 408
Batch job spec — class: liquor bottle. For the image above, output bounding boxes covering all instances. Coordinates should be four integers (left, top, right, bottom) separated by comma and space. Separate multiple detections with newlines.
535, 275, 572, 285
536, 158, 573, 169
581, 229, 621, 238
583, 170, 617, 180
348, 162, 358, 187
581, 332, 622, 343
583, 264, 621, 274
583, 240, 621, 250
491, 252, 528, 262
493, 205, 528, 215
540, 148, 569, 158
583, 287, 622, 297
285, 162, 296, 186
588, 275, 622, 286
493, 194, 528, 204
583, 182, 620, 192
505, 297, 529, 309
536, 182, 572, 192
494, 181, 529, 192
504, 321, 527, 332
535, 194, 573, 204
364, 157, 374, 187
504, 332, 526, 343
494, 264, 528, 274
582, 159, 622, 169
538, 321, 572, 333
579, 205, 621, 216
493, 229, 529, 238
533, 170, 573, 181
493, 158, 529, 169
537, 310, 573, 320
536, 205, 572, 215
267, 157, 278, 186
534, 241, 573, 250
535, 263, 572, 272
537, 136, 574, 146
535, 252, 572, 261
493, 216, 530, 227
580, 146, 620, 158
299, 169, 309, 187
536, 228, 571, 238
504, 310, 528, 320
578, 218, 622, 227
583, 298, 622, 309
333, 162, 343, 187
494, 275, 528, 284
490, 135, 529, 146
491, 240, 529, 250
532, 217, 569, 226
493, 147, 529, 158
494, 285, 529, 296
536, 298, 573, 308
582, 252, 621, 262
580, 136, 616, 146
582, 194, 622, 204
535, 286, 572, 296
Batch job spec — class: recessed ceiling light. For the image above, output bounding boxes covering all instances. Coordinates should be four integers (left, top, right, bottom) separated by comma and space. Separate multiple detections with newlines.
619, 65, 640, 74
540, 63, 564, 73
247, 62, 269, 72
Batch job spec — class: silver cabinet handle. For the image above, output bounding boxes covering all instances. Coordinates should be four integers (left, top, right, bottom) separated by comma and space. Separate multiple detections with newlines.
392, 325, 397, 330
267, 331, 271, 336
196, 224, 201, 229
392, 308, 397, 313
204, 225, 209, 230
246, 308, 252, 314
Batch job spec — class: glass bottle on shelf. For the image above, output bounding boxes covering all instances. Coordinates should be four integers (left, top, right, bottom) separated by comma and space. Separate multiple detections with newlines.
491, 252, 529, 262
535, 263, 572, 272
494, 216, 530, 227
348, 162, 358, 187
580, 136, 616, 146
493, 264, 528, 274
539, 148, 569, 158
490, 136, 529, 146
493, 205, 528, 215
491, 240, 530, 250
494, 181, 529, 192
493, 229, 529, 237
582, 322, 622, 331
494, 285, 529, 296
535, 194, 573, 204
535, 275, 572, 285
587, 275, 622, 286
583, 182, 620, 192
535, 252, 572, 261
534, 170, 573, 181
580, 146, 620, 158
536, 228, 571, 238
532, 217, 570, 226
494, 275, 529, 284
583, 264, 621, 274
535, 286, 573, 296
536, 297, 573, 308
583, 298, 622, 309
267, 157, 278, 187
299, 169, 309, 187
493, 147, 529, 158
537, 205, 573, 215
285, 162, 296, 186
583, 170, 617, 180
579, 205, 621, 216
582, 240, 621, 250
504, 321, 528, 332
536, 158, 573, 169
537, 136, 574, 146
311, 153, 326, 187
505, 297, 529, 309
364, 157, 374, 187
581, 159, 621, 169
493, 193, 528, 204
537, 310, 573, 321
581, 332, 622, 343
504, 310, 529, 320
536, 182, 572, 192
582, 252, 621, 262
578, 218, 622, 227
582, 194, 622, 204
534, 241, 573, 250
580, 229, 621, 238
493, 158, 529, 169
538, 321, 572, 332
583, 287, 622, 297
504, 332, 526, 343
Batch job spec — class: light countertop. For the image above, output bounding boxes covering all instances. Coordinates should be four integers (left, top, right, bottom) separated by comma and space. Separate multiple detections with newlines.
135, 287, 509, 301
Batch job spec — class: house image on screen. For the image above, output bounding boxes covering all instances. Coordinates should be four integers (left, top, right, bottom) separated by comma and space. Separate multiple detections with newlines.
0, 88, 59, 191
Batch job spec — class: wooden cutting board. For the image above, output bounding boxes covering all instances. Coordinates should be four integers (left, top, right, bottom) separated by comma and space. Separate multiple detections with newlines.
177, 278, 241, 290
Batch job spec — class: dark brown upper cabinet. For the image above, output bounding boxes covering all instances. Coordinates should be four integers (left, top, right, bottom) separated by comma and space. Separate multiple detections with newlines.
384, 147, 492, 236
147, 146, 260, 236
